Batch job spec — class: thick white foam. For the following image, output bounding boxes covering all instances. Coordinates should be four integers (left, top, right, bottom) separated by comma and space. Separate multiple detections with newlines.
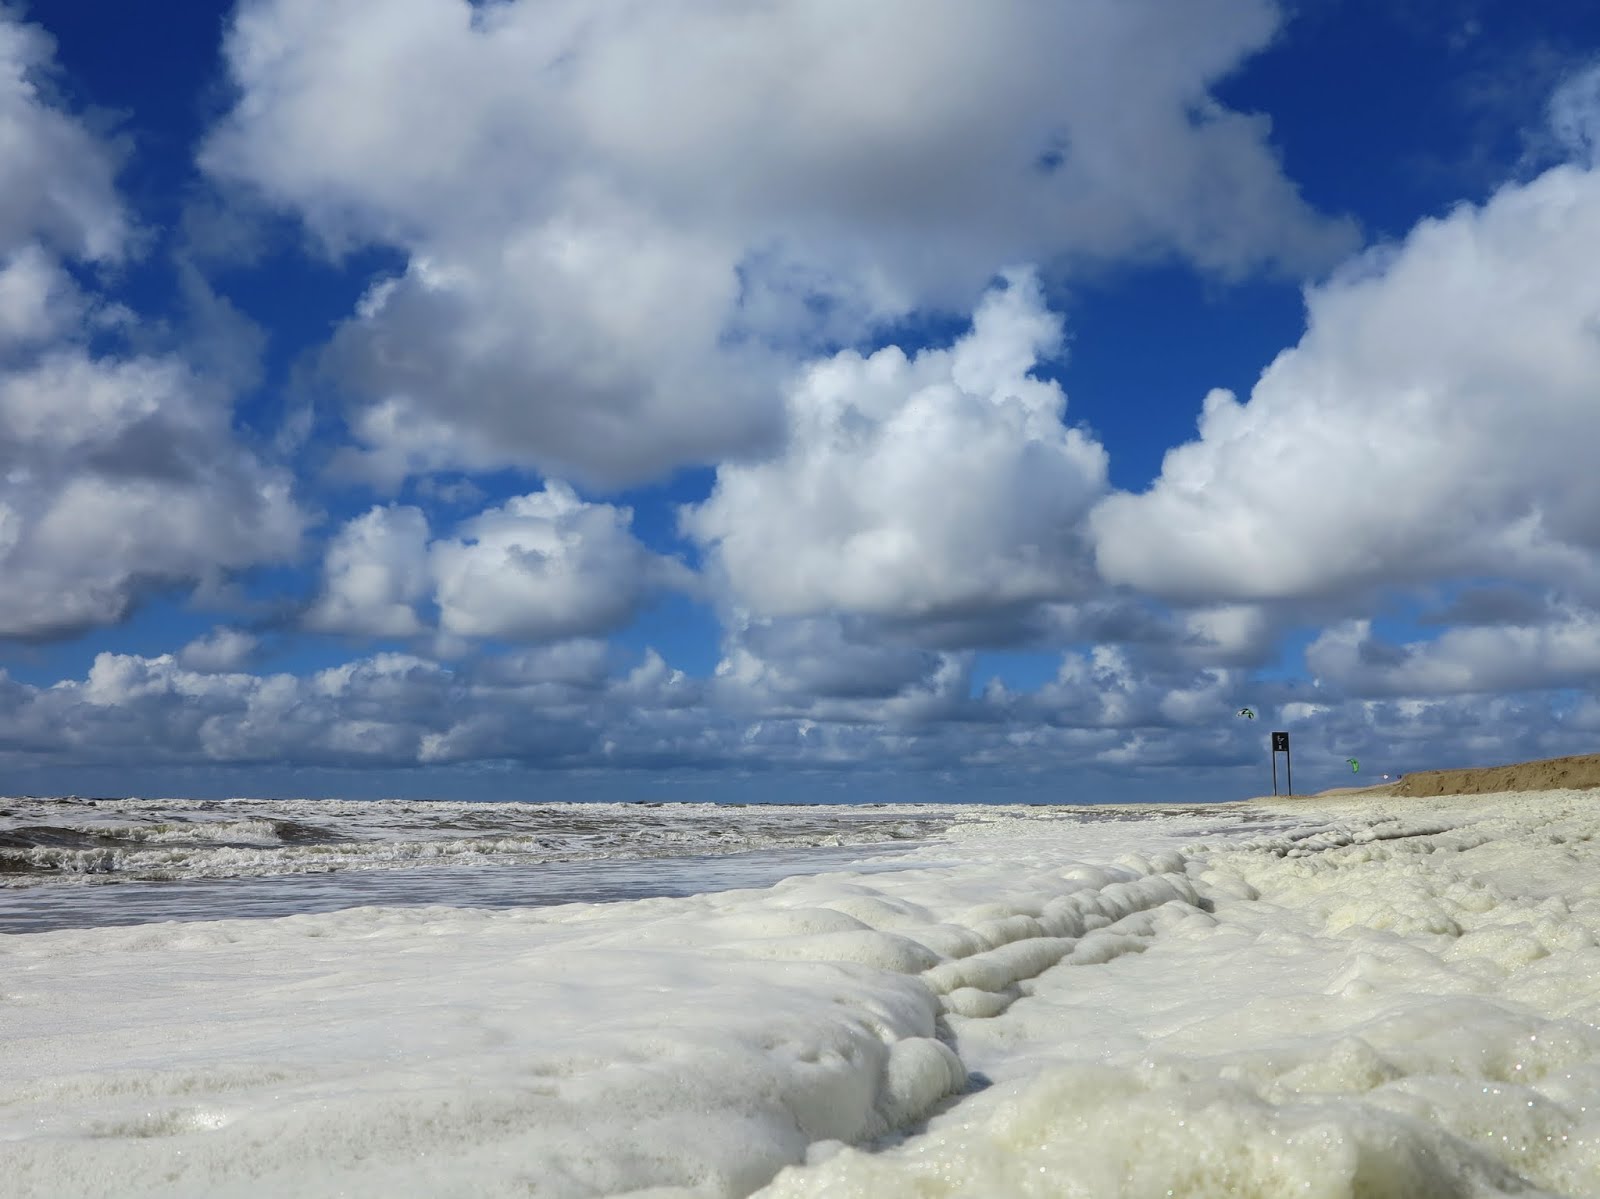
765, 791, 1600, 1198
3, 793, 1597, 1197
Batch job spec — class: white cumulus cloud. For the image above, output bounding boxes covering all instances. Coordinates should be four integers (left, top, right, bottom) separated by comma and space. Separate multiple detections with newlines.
308, 485, 690, 642
0, 18, 126, 261
1092, 154, 1600, 604
305, 505, 432, 638
1307, 612, 1600, 697
178, 627, 260, 674
203, 0, 1353, 486
0, 340, 304, 640
685, 272, 1107, 626
433, 484, 691, 640
0, 12, 305, 639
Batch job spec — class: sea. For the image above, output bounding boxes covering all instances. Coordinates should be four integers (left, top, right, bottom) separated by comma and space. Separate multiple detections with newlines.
0, 795, 973, 932
3, 789, 1597, 1197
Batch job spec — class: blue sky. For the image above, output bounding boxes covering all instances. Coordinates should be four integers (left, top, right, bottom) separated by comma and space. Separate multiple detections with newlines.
4, 0, 1600, 803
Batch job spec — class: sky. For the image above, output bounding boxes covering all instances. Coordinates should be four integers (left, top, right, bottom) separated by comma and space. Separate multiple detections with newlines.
3, 0, 1600, 804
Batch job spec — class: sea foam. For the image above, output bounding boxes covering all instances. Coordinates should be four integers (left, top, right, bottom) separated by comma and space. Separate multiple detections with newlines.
3, 793, 1597, 1197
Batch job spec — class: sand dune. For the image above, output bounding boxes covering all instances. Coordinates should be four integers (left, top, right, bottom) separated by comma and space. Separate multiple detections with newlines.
1317, 751, 1600, 798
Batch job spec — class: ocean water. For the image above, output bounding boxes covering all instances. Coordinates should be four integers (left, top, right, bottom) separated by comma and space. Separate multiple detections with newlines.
2, 790, 1597, 1197
0, 796, 969, 931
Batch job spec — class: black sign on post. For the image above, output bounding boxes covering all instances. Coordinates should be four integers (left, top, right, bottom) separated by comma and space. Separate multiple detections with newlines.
1270, 731, 1292, 796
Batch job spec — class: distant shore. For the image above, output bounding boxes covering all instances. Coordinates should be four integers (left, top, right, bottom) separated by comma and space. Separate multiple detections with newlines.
1257, 750, 1600, 803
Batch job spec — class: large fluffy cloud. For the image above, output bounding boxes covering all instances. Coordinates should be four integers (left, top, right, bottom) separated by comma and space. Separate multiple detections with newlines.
1092, 146, 1600, 603
305, 505, 432, 638
0, 14, 303, 639
203, 0, 1353, 486
433, 484, 692, 639
1307, 611, 1600, 697
307, 485, 690, 642
0, 19, 125, 261
684, 272, 1107, 626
